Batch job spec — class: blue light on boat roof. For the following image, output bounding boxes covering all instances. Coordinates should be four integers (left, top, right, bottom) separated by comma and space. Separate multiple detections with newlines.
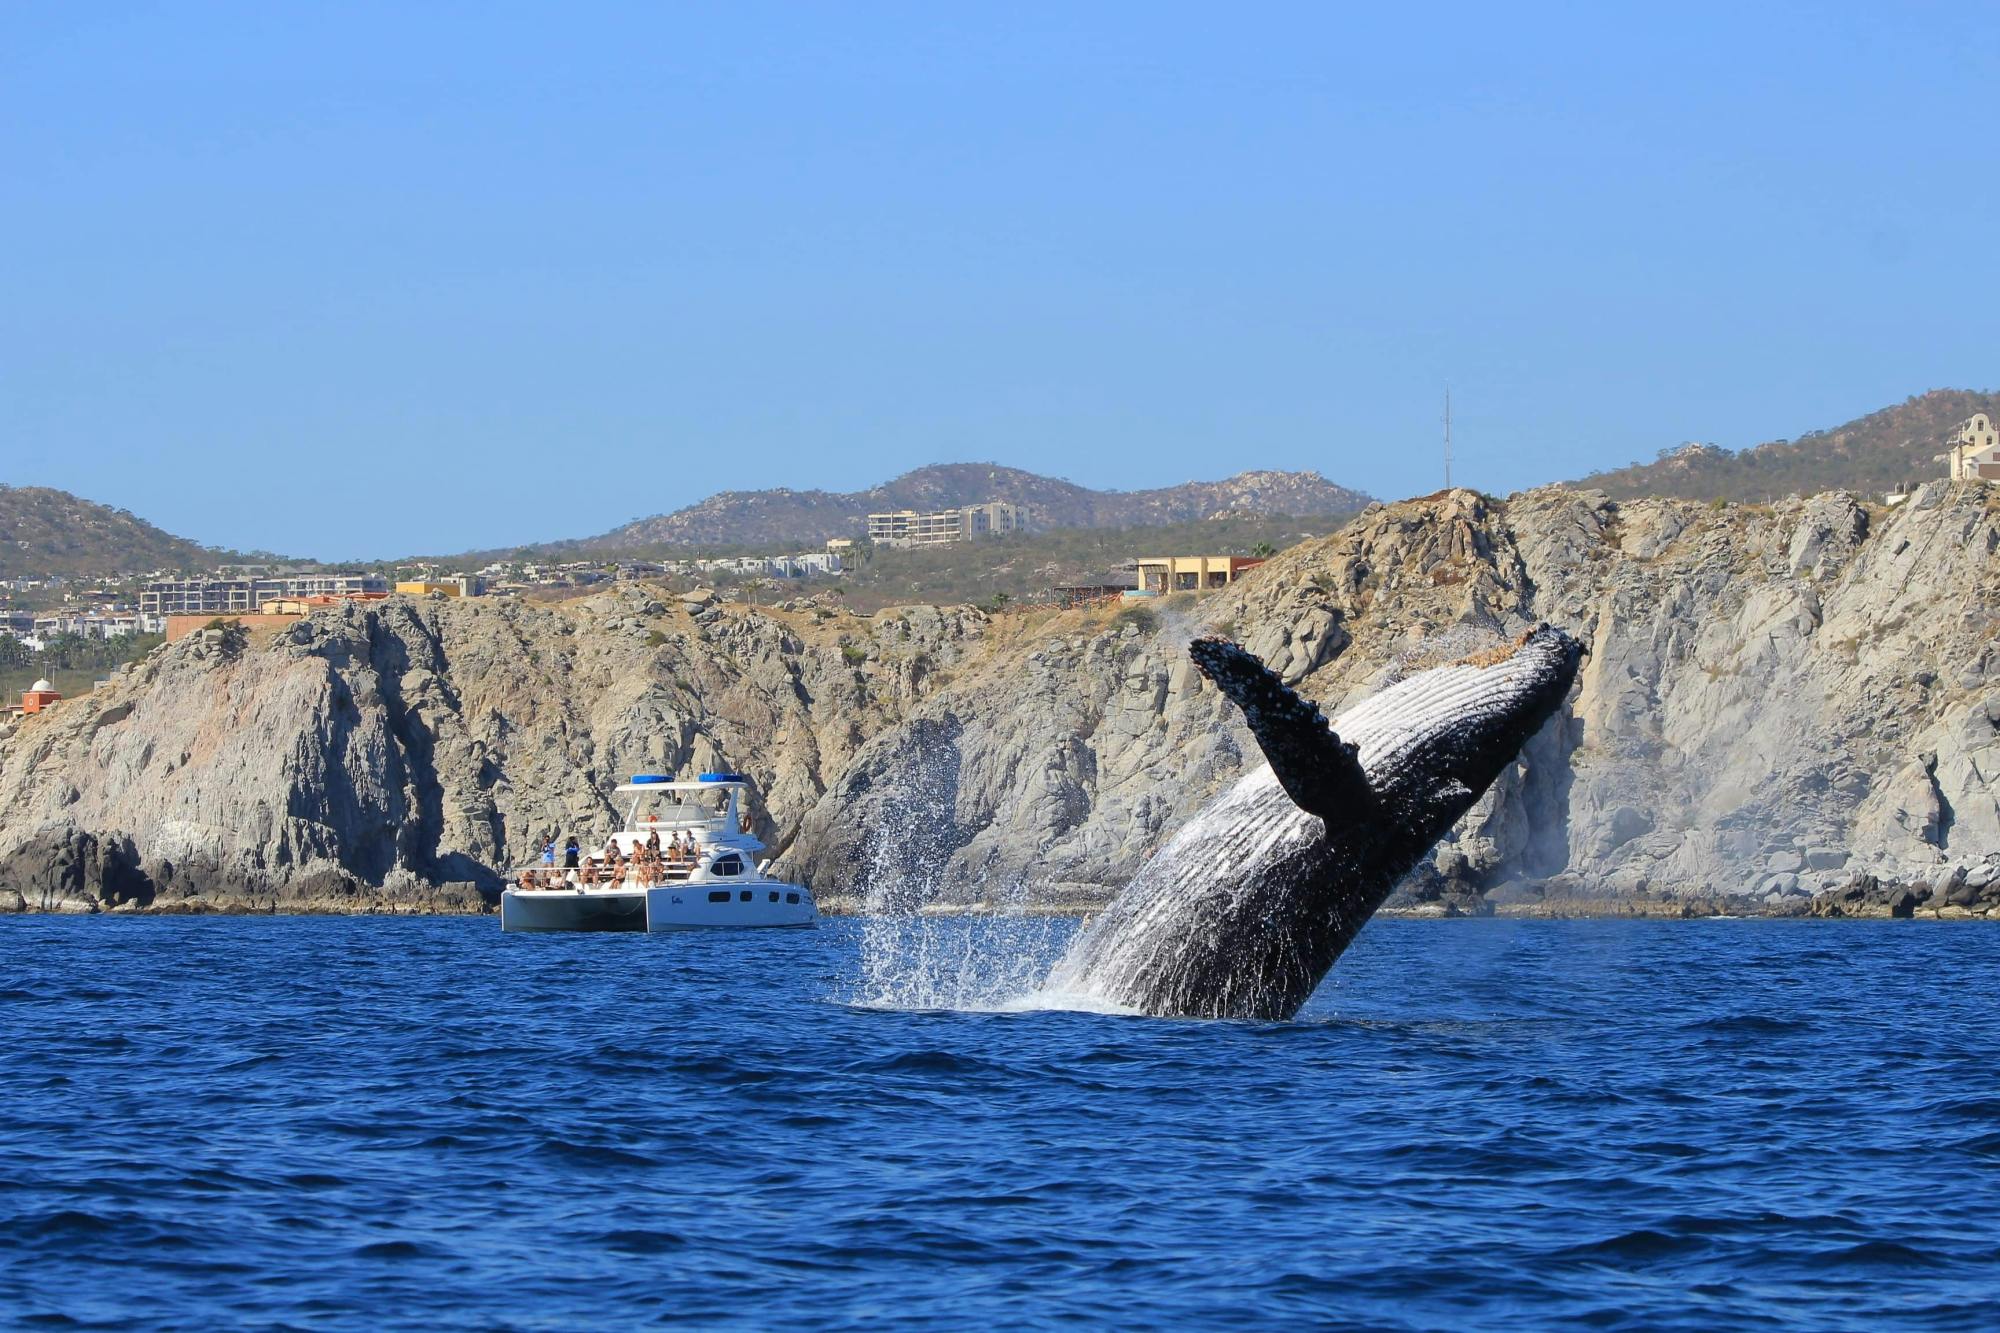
630, 774, 671, 784
697, 771, 746, 783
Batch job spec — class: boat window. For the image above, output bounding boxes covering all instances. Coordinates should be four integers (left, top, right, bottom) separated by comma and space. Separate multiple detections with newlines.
707, 890, 730, 903
768, 891, 779, 902
786, 892, 800, 904
738, 890, 752, 902
711, 854, 743, 877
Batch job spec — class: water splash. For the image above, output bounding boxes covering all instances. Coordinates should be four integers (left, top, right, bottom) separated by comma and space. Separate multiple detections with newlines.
847, 912, 1078, 1012
842, 720, 1081, 1010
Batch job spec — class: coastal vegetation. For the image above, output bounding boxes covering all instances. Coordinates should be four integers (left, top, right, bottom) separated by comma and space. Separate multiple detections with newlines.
1572, 388, 2000, 502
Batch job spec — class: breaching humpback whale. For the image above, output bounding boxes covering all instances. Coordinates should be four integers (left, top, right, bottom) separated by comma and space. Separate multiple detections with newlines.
1043, 624, 1583, 1019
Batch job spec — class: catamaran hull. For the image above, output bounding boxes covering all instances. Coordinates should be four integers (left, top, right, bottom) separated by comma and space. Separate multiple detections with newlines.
500, 889, 649, 933
644, 885, 818, 930
499, 886, 818, 932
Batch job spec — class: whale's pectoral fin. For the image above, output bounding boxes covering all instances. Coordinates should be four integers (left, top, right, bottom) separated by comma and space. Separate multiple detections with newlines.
1189, 637, 1373, 819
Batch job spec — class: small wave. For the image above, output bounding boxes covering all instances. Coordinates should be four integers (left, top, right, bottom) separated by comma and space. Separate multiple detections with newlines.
1556, 1227, 1711, 1261
670, 1056, 787, 1086
352, 1240, 434, 1260
535, 1139, 661, 1169
1678, 1013, 1812, 1035
845, 1049, 1016, 1077
25, 1209, 117, 1239
1922, 1096, 2000, 1122
1806, 1239, 1944, 1268
598, 1229, 689, 1254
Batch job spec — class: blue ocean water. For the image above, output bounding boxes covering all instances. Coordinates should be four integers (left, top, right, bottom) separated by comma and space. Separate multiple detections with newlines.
3, 915, 1998, 1330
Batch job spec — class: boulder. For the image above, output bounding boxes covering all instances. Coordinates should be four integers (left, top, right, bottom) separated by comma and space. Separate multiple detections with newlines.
1482, 879, 1543, 906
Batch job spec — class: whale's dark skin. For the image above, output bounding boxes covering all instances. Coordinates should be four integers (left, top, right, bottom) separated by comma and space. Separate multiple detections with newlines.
1043, 625, 1584, 1019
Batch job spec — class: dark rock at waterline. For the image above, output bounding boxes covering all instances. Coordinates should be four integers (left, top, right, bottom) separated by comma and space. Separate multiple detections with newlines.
0, 827, 151, 912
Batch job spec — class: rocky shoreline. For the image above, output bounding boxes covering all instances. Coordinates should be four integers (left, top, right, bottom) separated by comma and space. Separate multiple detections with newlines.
2, 482, 1995, 919
13, 863, 2000, 923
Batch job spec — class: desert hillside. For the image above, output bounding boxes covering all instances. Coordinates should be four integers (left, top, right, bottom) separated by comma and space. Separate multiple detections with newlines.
0, 485, 219, 579
579, 464, 1374, 551
1571, 389, 1999, 502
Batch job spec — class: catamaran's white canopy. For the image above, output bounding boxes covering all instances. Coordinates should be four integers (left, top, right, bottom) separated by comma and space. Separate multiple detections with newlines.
614, 780, 749, 794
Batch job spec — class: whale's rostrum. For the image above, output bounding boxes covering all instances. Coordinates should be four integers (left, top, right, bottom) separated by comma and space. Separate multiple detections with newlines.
1041, 624, 1585, 1019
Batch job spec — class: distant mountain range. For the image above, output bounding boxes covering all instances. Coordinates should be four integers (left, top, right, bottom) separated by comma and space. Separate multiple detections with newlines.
9, 388, 1996, 578
1568, 388, 1999, 502
570, 464, 1376, 553
0, 486, 218, 580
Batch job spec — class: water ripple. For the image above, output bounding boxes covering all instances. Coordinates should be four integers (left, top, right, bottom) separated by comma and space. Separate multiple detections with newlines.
1, 915, 1997, 1330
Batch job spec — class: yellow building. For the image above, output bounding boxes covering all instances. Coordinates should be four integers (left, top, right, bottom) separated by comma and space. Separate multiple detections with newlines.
1131, 555, 1266, 596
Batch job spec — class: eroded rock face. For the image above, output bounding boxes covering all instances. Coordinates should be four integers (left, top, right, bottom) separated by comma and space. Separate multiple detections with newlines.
0, 591, 985, 912
782, 483, 2000, 909
3, 482, 1998, 912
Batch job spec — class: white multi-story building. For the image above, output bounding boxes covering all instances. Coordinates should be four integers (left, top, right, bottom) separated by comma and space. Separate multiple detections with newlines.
139, 573, 388, 618
30, 612, 157, 640
867, 502, 1027, 548
690, 552, 845, 579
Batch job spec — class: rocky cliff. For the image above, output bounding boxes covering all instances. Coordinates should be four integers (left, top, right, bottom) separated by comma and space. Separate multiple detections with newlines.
4, 483, 1997, 917
779, 482, 2000, 914
0, 588, 989, 912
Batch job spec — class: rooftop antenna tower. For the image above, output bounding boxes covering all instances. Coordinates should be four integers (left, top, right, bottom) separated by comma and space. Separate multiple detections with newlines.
1443, 386, 1453, 490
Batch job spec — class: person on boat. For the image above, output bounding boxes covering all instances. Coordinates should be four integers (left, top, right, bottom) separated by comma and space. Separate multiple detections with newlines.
563, 836, 580, 869
515, 869, 534, 893
540, 839, 556, 869
646, 829, 662, 859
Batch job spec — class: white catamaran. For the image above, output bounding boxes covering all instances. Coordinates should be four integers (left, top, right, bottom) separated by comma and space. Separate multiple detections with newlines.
499, 773, 818, 933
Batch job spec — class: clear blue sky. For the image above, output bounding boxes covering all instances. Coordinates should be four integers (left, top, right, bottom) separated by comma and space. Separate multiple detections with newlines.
4, 3, 1996, 559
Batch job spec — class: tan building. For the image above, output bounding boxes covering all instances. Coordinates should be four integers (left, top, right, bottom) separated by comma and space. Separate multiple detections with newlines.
395, 577, 483, 597
1941, 412, 2000, 482
1131, 555, 1266, 596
